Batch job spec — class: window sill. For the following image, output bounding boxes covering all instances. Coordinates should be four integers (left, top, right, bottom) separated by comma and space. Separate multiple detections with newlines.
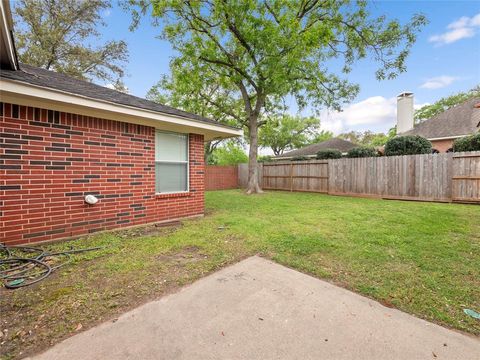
155, 192, 193, 199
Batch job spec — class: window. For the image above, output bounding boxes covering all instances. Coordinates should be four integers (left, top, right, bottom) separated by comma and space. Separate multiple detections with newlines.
155, 131, 188, 193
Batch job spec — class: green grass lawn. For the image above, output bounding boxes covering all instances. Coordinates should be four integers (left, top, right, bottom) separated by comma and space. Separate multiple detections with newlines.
1, 190, 479, 359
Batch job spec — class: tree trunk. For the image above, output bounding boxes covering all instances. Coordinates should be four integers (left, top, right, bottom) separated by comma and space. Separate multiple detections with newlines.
204, 142, 213, 164
246, 115, 263, 194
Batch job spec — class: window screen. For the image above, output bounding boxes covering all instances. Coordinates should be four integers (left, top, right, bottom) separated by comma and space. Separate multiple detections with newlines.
155, 131, 188, 193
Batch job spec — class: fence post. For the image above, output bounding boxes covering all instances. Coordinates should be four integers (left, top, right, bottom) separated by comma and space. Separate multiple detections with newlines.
261, 163, 264, 189
290, 163, 294, 191
327, 159, 330, 194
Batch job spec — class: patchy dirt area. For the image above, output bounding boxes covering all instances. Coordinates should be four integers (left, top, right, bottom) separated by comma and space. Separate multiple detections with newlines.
112, 221, 184, 239
157, 245, 207, 263
0, 218, 251, 360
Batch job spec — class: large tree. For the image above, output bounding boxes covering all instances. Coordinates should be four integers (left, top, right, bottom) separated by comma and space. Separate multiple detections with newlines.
146, 64, 244, 162
13, 0, 128, 83
259, 115, 322, 156
128, 0, 426, 193
415, 85, 480, 122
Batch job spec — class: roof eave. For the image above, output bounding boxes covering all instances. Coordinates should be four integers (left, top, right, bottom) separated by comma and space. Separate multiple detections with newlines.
427, 135, 471, 141
0, 78, 242, 141
0, 0, 19, 70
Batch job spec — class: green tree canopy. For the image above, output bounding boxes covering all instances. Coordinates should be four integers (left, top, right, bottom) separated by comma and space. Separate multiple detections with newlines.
13, 0, 128, 83
209, 141, 248, 165
309, 130, 334, 145
414, 85, 480, 122
128, 0, 426, 193
339, 130, 393, 147
146, 68, 243, 161
259, 115, 322, 156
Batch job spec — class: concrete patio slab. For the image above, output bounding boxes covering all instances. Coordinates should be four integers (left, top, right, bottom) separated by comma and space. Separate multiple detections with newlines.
29, 256, 480, 360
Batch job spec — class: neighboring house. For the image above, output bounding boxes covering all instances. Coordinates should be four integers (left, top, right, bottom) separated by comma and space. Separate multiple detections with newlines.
0, 1, 241, 245
274, 138, 358, 160
396, 92, 480, 152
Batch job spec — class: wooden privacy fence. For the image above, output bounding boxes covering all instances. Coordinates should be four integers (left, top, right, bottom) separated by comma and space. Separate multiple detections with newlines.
259, 151, 480, 203
238, 163, 263, 188
205, 165, 238, 190
451, 152, 480, 203
263, 161, 329, 193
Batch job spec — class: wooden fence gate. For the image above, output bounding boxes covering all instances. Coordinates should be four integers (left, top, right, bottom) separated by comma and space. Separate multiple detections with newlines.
452, 152, 480, 203
262, 161, 329, 193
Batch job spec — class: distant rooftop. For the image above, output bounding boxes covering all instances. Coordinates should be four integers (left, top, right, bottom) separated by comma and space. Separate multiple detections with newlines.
401, 97, 480, 139
275, 138, 358, 158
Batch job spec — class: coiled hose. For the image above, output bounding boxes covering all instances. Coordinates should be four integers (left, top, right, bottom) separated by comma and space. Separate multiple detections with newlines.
0, 243, 102, 289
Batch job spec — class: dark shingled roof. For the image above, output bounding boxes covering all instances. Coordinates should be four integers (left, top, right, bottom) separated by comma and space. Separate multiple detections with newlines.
401, 97, 480, 139
0, 63, 238, 130
277, 138, 358, 158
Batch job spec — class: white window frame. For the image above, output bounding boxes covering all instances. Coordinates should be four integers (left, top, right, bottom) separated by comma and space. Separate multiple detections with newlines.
155, 130, 189, 194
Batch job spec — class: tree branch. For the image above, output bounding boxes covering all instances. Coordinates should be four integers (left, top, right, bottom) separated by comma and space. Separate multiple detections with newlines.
197, 91, 243, 122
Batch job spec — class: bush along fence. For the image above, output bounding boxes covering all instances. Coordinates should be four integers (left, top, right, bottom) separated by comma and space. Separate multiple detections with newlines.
249, 151, 480, 203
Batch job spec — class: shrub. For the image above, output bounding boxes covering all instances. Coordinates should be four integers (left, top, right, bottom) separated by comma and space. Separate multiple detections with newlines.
291, 156, 309, 161
258, 155, 273, 162
384, 135, 432, 156
346, 146, 378, 158
316, 148, 342, 159
453, 133, 480, 152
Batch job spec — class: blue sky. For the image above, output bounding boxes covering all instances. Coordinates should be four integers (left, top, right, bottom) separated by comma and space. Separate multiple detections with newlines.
99, 1, 480, 135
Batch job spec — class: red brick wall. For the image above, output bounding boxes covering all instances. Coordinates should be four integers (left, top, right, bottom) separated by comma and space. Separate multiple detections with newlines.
0, 102, 204, 245
205, 165, 238, 190
431, 139, 454, 153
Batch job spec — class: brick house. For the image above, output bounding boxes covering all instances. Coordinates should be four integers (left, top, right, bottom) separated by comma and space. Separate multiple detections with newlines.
0, 2, 241, 245
396, 92, 480, 152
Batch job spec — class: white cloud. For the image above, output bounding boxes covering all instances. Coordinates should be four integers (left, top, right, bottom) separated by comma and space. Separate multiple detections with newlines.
321, 96, 396, 134
320, 117, 344, 134
429, 12, 480, 45
420, 75, 459, 89
447, 16, 470, 29
320, 96, 429, 135
429, 28, 475, 44
415, 102, 430, 110
472, 13, 480, 27
105, 83, 129, 93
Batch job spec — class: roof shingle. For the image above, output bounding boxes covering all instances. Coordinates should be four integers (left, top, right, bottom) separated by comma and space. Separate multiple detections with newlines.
401, 97, 480, 139
276, 138, 358, 158
0, 63, 238, 130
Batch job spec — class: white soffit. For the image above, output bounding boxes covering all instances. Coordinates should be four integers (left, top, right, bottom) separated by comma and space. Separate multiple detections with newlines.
0, 79, 242, 141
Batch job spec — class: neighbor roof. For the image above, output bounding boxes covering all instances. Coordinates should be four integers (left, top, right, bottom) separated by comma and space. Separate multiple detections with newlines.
401, 97, 480, 139
0, 0, 18, 70
0, 63, 238, 131
276, 138, 358, 158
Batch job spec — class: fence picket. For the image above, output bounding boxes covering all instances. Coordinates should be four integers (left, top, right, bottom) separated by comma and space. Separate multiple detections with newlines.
249, 151, 480, 203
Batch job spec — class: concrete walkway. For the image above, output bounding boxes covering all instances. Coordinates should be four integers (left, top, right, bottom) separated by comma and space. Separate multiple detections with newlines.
30, 256, 480, 360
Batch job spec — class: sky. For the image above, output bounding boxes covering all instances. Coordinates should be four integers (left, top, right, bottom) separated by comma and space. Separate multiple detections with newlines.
97, 1, 480, 136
